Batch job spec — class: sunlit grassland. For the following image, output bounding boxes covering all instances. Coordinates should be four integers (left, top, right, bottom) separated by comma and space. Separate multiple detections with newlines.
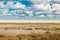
0, 32, 60, 40
0, 23, 60, 40
0, 23, 60, 28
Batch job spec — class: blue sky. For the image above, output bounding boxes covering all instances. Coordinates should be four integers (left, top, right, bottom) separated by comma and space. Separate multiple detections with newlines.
0, 0, 60, 20
3, 0, 32, 7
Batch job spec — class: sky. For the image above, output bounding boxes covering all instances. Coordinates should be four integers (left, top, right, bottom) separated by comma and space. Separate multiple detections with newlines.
0, 0, 60, 20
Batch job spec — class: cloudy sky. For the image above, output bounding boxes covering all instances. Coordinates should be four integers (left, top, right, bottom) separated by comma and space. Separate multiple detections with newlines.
0, 0, 60, 20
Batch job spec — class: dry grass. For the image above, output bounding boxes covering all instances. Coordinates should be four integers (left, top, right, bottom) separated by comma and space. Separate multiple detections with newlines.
0, 32, 60, 40
0, 23, 60, 28
0, 23, 60, 40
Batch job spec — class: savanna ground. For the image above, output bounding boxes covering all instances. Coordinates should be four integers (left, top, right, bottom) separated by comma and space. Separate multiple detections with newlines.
0, 32, 60, 40
0, 23, 60, 28
0, 23, 60, 40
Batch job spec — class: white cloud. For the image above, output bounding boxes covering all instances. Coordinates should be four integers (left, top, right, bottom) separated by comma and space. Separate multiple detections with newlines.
0, 8, 15, 16
53, 4, 60, 10
6, 1, 14, 8
1, 0, 60, 17
20, 14, 26, 16
0, 1, 26, 16
35, 11, 41, 16
25, 10, 33, 16
32, 3, 52, 12
52, 4, 60, 14
0, 1, 25, 9
53, 0, 60, 2
38, 14, 46, 17
0, 1, 14, 8
0, 2, 7, 8
1, 9, 8, 16
14, 2, 25, 9
30, 0, 51, 4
